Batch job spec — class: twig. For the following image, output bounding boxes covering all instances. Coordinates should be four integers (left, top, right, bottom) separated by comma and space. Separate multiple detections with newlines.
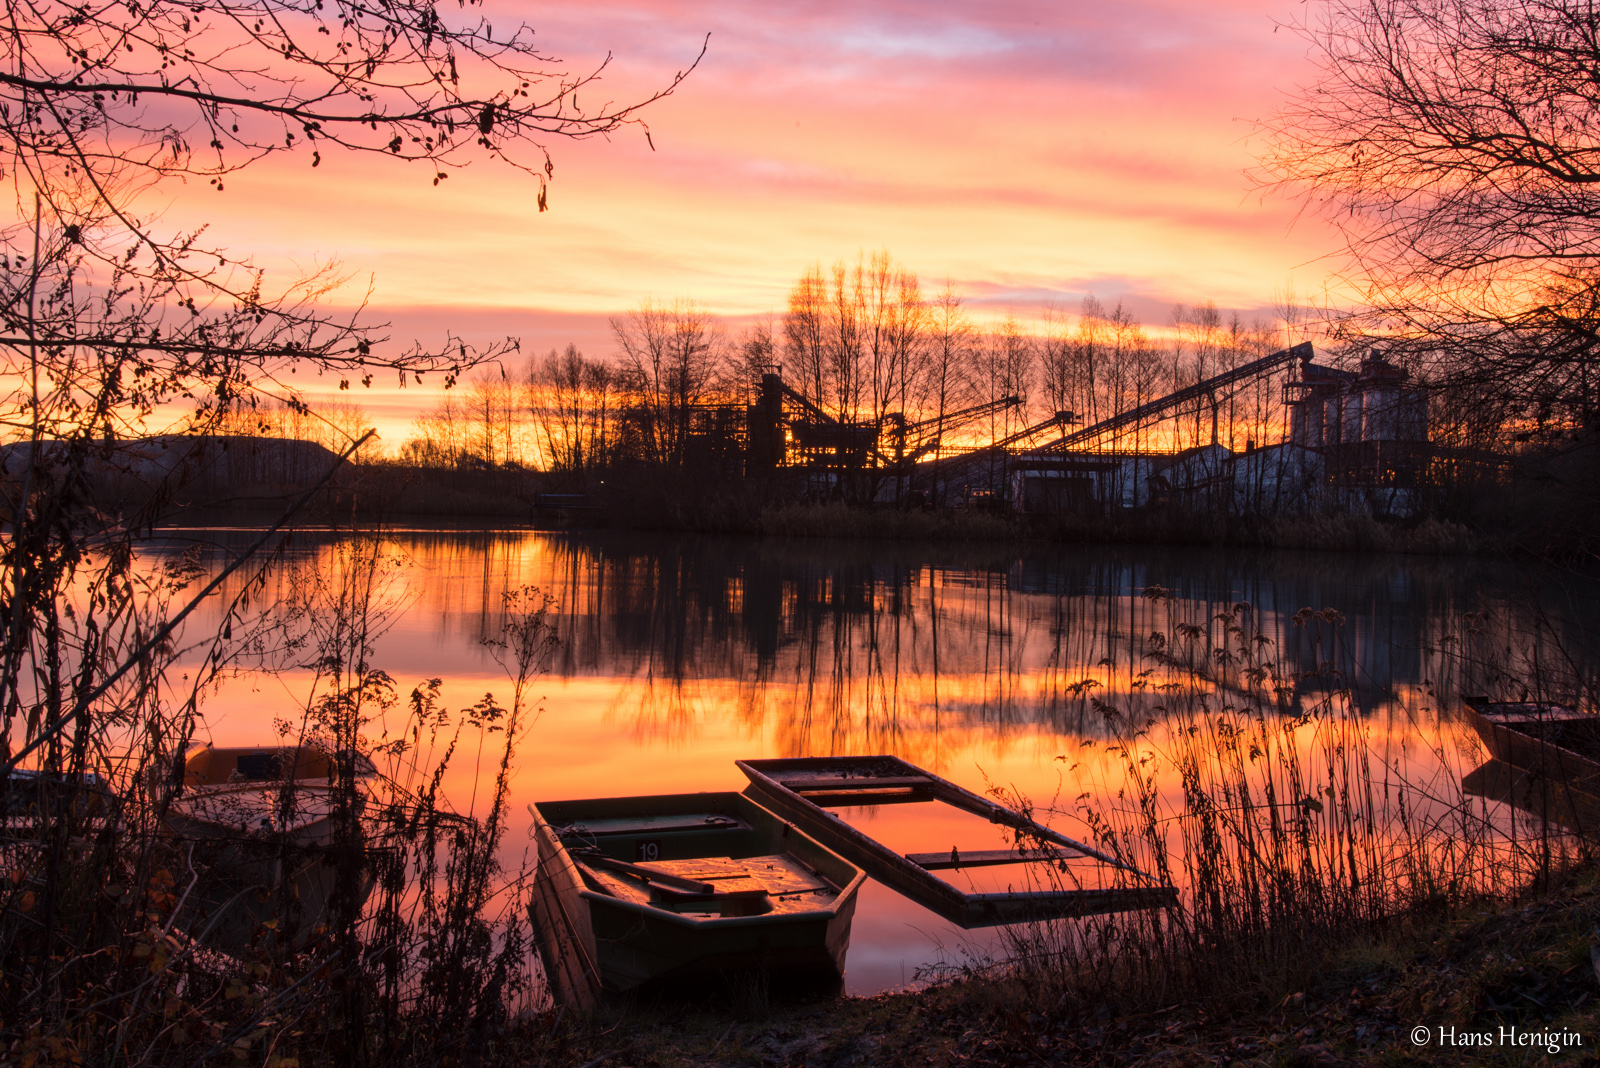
3, 430, 374, 776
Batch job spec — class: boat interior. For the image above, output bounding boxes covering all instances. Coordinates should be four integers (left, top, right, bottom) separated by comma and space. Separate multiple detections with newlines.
540, 793, 854, 920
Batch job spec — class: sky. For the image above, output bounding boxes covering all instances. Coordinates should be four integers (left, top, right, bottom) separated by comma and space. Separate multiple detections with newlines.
150, 0, 1345, 446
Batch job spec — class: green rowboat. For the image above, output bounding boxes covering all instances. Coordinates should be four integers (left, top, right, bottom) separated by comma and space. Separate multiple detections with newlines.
529, 791, 865, 1007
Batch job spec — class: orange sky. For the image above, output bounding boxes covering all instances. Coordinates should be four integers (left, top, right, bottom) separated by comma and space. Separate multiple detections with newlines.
143, 0, 1343, 447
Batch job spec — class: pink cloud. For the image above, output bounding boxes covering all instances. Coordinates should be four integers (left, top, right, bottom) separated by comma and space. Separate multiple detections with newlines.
124, 0, 1341, 436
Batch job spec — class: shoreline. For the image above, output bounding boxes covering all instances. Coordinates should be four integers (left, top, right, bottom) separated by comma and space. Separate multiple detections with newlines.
518, 867, 1600, 1067
152, 497, 1495, 558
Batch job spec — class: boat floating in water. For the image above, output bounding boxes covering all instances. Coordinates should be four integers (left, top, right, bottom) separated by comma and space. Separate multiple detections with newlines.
1462, 698, 1600, 832
529, 791, 864, 1008
170, 743, 376, 843
737, 755, 1179, 928
1463, 698, 1600, 782
166, 743, 377, 949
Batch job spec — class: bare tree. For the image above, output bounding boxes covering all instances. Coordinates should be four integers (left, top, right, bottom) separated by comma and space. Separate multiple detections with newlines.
612, 298, 725, 466
783, 264, 829, 411
734, 318, 778, 400
401, 391, 470, 467
1039, 300, 1075, 423
827, 259, 865, 423
464, 370, 522, 467
783, 251, 923, 425
921, 283, 976, 447
1260, 0, 1600, 428
528, 343, 615, 474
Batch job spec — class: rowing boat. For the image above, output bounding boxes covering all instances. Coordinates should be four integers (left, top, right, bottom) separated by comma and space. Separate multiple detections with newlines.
1462, 698, 1600, 833
166, 744, 376, 949
1463, 698, 1600, 783
170, 743, 375, 842
529, 791, 865, 1007
735, 755, 1178, 929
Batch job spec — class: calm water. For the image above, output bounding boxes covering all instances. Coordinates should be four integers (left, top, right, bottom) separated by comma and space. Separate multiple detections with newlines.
154, 527, 1600, 994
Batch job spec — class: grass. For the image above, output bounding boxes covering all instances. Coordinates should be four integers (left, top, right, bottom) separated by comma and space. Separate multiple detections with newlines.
474, 866, 1600, 1066
500, 586, 1595, 1067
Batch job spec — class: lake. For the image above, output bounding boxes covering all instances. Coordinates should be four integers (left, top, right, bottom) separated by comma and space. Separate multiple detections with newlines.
155, 526, 1600, 994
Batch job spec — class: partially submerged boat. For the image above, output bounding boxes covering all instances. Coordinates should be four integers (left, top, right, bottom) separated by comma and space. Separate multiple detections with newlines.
529, 791, 865, 1008
736, 756, 1178, 928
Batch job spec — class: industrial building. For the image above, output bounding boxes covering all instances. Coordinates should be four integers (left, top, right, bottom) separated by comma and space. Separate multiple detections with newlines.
701, 342, 1493, 519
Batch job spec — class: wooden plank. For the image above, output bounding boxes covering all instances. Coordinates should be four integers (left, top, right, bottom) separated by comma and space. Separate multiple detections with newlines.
552, 814, 748, 837
573, 852, 717, 893
916, 776, 1140, 875
739, 766, 971, 920
968, 885, 1179, 925
907, 847, 1081, 870
529, 816, 603, 1010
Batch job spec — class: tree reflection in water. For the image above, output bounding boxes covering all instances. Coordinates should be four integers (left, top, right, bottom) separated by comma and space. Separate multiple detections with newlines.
162, 526, 1598, 993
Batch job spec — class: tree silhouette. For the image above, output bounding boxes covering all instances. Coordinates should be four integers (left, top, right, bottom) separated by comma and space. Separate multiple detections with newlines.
1261, 0, 1600, 431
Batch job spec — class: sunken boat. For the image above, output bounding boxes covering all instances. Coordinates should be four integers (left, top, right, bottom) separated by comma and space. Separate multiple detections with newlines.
736, 755, 1178, 928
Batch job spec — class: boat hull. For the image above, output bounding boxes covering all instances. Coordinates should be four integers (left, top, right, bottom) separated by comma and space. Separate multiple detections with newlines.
1463, 759, 1600, 833
1464, 701, 1600, 783
529, 792, 863, 1006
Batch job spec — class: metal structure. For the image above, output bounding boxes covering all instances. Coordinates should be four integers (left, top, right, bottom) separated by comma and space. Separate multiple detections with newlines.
719, 342, 1480, 518
1034, 342, 1313, 454
744, 373, 1025, 500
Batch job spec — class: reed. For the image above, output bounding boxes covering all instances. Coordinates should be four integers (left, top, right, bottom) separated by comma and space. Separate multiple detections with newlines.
944, 586, 1587, 1019
0, 537, 556, 1068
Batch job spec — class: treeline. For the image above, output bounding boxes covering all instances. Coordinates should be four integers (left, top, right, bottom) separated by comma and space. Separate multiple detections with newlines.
218, 396, 380, 457
395, 251, 1303, 474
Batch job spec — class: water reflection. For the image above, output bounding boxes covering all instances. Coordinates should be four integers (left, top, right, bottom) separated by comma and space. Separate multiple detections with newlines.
160, 527, 1599, 993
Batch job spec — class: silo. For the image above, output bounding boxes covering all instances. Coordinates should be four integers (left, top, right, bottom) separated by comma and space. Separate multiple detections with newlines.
1341, 388, 1365, 444
1398, 388, 1428, 442
1322, 393, 1343, 446
1303, 398, 1325, 447
1290, 399, 1324, 446
1362, 385, 1400, 441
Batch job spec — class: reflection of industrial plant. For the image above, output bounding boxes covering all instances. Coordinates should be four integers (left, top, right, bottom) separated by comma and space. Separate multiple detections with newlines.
724, 343, 1505, 519
188, 529, 1593, 761
490, 533, 1576, 745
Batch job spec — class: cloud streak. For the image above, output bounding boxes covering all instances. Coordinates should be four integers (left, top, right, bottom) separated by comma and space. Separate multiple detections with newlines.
146, 0, 1338, 442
